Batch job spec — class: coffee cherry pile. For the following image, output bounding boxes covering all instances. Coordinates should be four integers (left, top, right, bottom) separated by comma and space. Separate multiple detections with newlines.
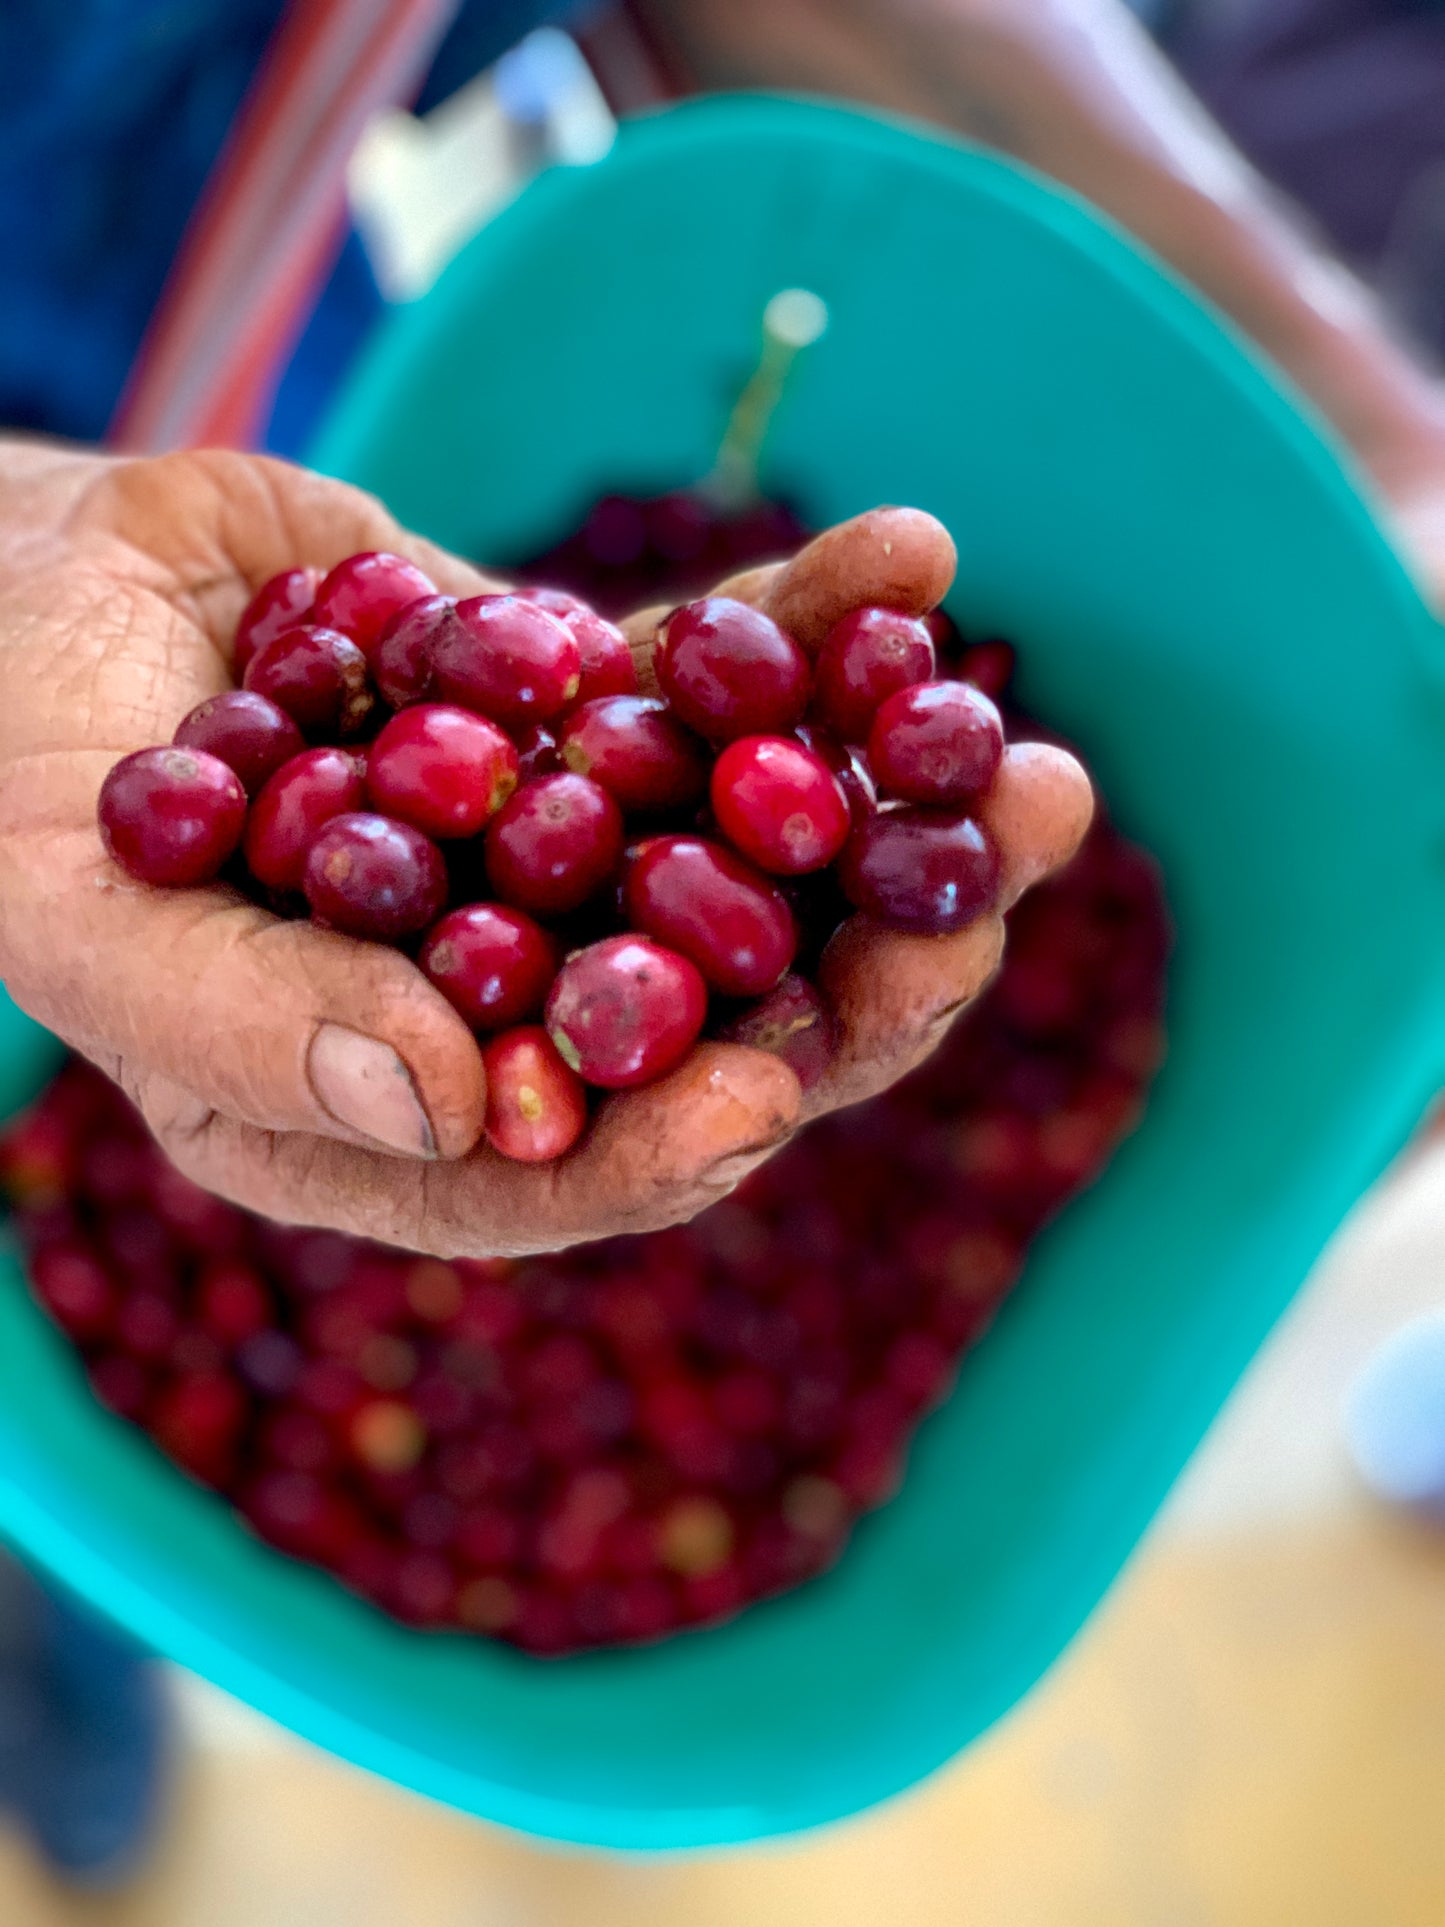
96, 547, 1013, 1162
1, 772, 1166, 1655
3, 495, 1171, 1658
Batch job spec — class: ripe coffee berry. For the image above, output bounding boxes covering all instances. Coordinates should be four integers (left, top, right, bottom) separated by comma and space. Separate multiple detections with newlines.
93, 532, 1030, 1150
623, 835, 797, 997
243, 748, 367, 893
233, 566, 320, 678
485, 774, 623, 917
524, 588, 638, 703
867, 680, 1004, 805
717, 973, 834, 1092
303, 813, 447, 941
546, 936, 707, 1088
838, 807, 999, 933
366, 705, 518, 840
958, 638, 1017, 699
371, 595, 453, 708
310, 551, 437, 656
173, 691, 304, 797
710, 736, 851, 875
420, 904, 558, 1031
99, 747, 247, 886
243, 625, 374, 740
793, 723, 878, 827
813, 607, 936, 741
482, 1028, 588, 1162
513, 723, 560, 782
657, 597, 810, 742
433, 595, 581, 727
558, 696, 707, 815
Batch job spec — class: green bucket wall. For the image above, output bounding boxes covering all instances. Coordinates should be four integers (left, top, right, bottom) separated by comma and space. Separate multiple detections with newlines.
2, 96, 1444, 1850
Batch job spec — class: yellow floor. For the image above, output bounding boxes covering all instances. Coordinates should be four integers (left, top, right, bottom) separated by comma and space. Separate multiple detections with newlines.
4, 1512, 1445, 1927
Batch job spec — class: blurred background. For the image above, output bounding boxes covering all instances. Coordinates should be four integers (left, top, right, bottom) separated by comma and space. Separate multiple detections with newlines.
9, 0, 1445, 1920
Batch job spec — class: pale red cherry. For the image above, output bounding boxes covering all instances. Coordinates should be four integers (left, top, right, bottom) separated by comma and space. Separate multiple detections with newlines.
483, 1027, 588, 1162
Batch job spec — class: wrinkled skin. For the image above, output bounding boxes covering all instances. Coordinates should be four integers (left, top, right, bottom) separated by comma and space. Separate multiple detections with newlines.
0, 443, 1091, 1256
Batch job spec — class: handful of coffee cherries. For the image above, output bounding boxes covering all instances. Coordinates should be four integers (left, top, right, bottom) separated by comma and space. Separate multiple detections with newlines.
97, 547, 1011, 1164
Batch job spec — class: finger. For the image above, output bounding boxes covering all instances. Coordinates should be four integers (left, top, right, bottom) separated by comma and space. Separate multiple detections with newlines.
978, 740, 1096, 908
157, 1044, 803, 1258
812, 914, 1005, 1114
2, 802, 486, 1162
762, 508, 956, 654
559, 1042, 803, 1230
618, 605, 668, 694
708, 562, 784, 606
810, 742, 1094, 1113
617, 506, 952, 681
95, 451, 506, 651
232, 454, 505, 602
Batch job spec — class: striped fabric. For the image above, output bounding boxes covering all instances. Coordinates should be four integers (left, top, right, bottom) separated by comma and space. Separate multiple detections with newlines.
112, 0, 460, 453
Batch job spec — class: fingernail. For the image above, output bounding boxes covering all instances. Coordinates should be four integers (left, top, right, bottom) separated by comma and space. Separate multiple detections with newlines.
308, 1024, 436, 1158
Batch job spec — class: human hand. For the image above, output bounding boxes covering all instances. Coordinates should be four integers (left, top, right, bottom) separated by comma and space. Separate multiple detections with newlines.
0, 443, 1090, 1256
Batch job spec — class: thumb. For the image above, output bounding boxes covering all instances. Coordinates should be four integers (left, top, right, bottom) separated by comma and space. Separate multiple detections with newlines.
3, 806, 486, 1162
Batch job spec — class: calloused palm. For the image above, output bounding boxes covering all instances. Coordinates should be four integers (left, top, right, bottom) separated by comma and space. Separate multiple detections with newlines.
0, 443, 1091, 1256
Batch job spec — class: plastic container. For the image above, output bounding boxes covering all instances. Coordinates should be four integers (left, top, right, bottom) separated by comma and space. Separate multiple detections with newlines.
4, 96, 1445, 1850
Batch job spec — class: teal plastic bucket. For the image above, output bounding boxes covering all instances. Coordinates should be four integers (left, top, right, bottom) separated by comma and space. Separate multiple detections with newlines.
4, 96, 1445, 1850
